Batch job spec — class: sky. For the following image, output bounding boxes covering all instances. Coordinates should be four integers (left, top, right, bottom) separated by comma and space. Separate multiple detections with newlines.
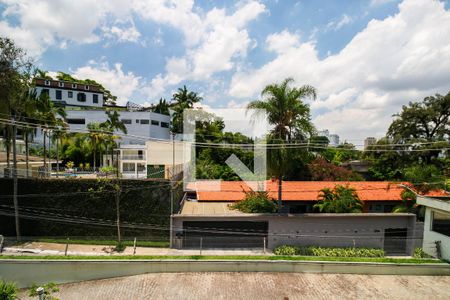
1, 0, 450, 144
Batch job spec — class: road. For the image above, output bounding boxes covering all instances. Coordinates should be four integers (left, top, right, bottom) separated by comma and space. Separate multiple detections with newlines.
19, 272, 450, 299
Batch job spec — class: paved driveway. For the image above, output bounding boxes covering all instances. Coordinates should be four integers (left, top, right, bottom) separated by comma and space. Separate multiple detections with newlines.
20, 272, 450, 300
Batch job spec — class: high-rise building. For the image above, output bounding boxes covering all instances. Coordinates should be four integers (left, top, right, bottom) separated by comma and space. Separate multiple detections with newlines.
364, 137, 377, 150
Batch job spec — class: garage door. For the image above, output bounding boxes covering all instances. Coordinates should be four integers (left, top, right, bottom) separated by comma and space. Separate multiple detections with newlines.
181, 221, 268, 249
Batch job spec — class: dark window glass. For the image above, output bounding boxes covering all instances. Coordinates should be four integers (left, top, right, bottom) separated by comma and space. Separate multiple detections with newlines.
432, 211, 450, 237
121, 119, 132, 124
68, 91, 73, 98
161, 122, 169, 128
151, 120, 160, 126
67, 118, 85, 125
136, 119, 139, 123
55, 90, 62, 100
77, 93, 86, 102
93, 94, 98, 103
41, 89, 49, 96
140, 119, 149, 124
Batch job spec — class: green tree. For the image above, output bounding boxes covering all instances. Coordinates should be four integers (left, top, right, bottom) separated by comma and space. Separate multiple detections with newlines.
229, 190, 277, 213
314, 185, 363, 213
171, 85, 202, 133
152, 97, 170, 115
87, 122, 108, 170
101, 110, 127, 169
247, 78, 316, 210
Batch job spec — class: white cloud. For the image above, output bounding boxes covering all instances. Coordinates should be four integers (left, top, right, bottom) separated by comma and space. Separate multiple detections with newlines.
72, 61, 142, 105
266, 30, 300, 54
326, 14, 353, 31
229, 0, 450, 141
102, 21, 141, 44
370, 0, 399, 7
143, 1, 266, 98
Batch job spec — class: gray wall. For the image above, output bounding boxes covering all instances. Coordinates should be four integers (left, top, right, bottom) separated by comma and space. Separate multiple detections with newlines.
172, 214, 418, 255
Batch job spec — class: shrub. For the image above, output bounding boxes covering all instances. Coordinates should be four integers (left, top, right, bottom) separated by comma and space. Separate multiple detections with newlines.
114, 242, 126, 252
28, 282, 59, 300
0, 280, 18, 300
229, 191, 277, 213
314, 185, 363, 213
414, 248, 432, 259
273, 245, 385, 257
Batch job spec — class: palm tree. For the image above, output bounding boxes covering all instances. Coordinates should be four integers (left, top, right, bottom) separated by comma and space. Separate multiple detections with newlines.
36, 93, 67, 176
171, 85, 203, 133
87, 122, 108, 171
314, 185, 363, 213
152, 98, 170, 115
247, 78, 316, 211
102, 110, 127, 169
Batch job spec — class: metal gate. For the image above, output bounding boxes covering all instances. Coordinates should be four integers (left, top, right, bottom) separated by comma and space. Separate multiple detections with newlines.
384, 228, 407, 255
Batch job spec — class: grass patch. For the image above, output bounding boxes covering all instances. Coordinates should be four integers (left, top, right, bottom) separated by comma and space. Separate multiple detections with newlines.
0, 255, 445, 264
30, 238, 169, 248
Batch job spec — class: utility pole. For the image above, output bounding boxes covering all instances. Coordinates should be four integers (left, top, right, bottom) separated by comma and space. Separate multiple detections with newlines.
169, 132, 175, 248
12, 115, 20, 241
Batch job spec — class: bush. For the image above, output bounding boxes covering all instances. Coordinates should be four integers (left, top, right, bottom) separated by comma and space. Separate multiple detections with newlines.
229, 191, 277, 213
414, 248, 432, 259
273, 245, 385, 257
28, 282, 59, 300
0, 280, 18, 300
114, 242, 126, 252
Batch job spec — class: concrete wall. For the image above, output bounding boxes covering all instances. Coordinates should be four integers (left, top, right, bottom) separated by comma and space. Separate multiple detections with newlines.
172, 214, 418, 255
422, 208, 450, 260
35, 86, 104, 108
1, 259, 448, 288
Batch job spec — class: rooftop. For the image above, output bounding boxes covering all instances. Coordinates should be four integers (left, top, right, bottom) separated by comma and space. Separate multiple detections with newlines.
186, 180, 449, 202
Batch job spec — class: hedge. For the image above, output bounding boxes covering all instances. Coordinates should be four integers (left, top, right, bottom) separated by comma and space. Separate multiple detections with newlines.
0, 178, 183, 239
274, 245, 385, 257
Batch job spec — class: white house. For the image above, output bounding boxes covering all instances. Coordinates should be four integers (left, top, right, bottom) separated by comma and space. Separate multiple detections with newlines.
34, 78, 104, 108
417, 195, 450, 261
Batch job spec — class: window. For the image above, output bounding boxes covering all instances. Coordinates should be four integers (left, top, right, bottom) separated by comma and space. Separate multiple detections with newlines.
121, 119, 132, 124
85, 85, 90, 90
77, 93, 86, 102
151, 120, 160, 126
122, 163, 135, 172
93, 94, 98, 103
55, 90, 62, 100
161, 122, 169, 128
432, 211, 450, 237
72, 83, 77, 89
41, 89, 49, 96
136, 119, 140, 123
67, 118, 85, 125
140, 119, 149, 124
68, 91, 73, 98
58, 82, 64, 87
44, 80, 50, 86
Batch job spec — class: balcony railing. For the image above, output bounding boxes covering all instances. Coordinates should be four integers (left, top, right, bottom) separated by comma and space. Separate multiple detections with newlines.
121, 155, 145, 160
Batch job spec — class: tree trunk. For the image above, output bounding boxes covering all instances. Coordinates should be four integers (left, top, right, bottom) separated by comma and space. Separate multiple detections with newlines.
93, 142, 96, 172
116, 184, 121, 243
43, 130, 46, 177
278, 174, 282, 212
48, 132, 51, 175
12, 116, 20, 241
25, 131, 29, 178
6, 126, 11, 177
56, 137, 59, 178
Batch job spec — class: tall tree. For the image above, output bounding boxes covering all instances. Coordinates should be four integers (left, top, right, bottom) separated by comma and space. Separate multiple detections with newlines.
247, 78, 316, 211
152, 98, 170, 115
87, 122, 108, 170
102, 110, 127, 169
171, 85, 202, 133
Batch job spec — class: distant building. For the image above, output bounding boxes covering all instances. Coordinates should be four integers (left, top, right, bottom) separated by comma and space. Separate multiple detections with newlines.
329, 134, 340, 146
317, 129, 340, 146
364, 137, 377, 150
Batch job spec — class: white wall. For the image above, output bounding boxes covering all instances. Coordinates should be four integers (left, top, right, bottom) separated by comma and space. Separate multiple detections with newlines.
35, 86, 104, 108
422, 208, 450, 260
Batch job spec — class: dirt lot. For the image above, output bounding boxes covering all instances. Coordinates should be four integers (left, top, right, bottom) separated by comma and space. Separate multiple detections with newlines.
19, 272, 450, 300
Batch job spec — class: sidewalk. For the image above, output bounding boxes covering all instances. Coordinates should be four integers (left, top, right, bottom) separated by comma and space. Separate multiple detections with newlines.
2, 242, 271, 256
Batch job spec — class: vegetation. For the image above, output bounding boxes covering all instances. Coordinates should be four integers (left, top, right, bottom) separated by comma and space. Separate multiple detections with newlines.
229, 191, 277, 213
414, 248, 432, 259
247, 78, 317, 210
308, 157, 363, 181
314, 185, 363, 213
171, 85, 202, 133
28, 282, 59, 300
0, 280, 18, 300
273, 245, 385, 257
1, 255, 443, 264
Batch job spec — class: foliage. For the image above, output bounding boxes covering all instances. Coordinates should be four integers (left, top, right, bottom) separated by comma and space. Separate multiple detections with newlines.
28, 282, 59, 300
152, 98, 170, 115
65, 161, 74, 169
403, 164, 445, 193
308, 157, 363, 181
99, 166, 117, 176
314, 185, 363, 213
114, 241, 126, 252
0, 280, 18, 300
171, 85, 202, 133
273, 245, 385, 257
414, 248, 432, 259
387, 92, 450, 141
229, 191, 277, 213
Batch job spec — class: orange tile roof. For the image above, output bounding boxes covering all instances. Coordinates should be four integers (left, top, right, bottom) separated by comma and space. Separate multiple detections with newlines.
190, 180, 448, 202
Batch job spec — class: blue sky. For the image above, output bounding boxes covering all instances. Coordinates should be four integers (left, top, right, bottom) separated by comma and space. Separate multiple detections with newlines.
1, 0, 449, 143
